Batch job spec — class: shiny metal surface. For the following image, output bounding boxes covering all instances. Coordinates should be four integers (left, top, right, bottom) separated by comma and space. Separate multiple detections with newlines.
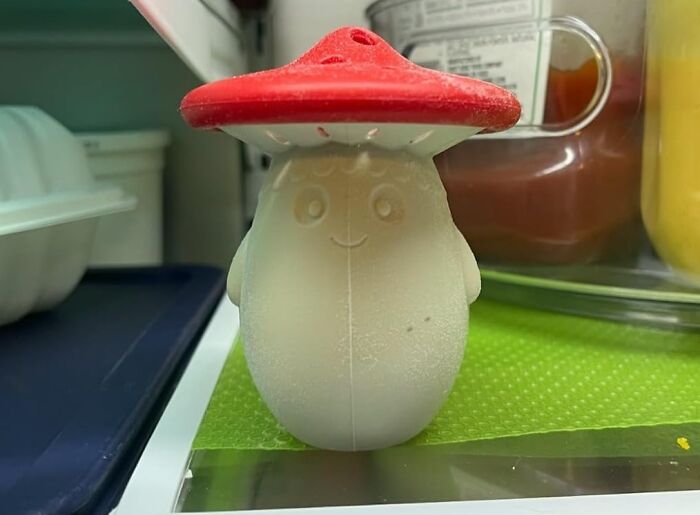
176, 439, 700, 511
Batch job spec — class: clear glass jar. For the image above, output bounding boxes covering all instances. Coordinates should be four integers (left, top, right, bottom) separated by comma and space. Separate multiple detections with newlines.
368, 0, 647, 266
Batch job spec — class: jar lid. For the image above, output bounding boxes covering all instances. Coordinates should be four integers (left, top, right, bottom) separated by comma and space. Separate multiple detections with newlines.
180, 27, 520, 131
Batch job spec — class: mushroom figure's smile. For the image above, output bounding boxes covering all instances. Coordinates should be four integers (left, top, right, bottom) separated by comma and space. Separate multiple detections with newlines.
330, 234, 368, 249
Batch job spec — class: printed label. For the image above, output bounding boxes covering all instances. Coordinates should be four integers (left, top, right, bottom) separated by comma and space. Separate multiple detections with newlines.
386, 0, 552, 128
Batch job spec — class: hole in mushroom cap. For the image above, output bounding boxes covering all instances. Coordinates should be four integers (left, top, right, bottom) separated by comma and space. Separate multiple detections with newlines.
350, 29, 377, 46
265, 130, 291, 145
366, 128, 380, 140
409, 129, 434, 145
320, 55, 346, 64
317, 126, 330, 138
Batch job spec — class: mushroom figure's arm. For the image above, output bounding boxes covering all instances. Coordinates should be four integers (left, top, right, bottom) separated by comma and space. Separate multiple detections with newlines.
454, 227, 481, 304
227, 231, 250, 306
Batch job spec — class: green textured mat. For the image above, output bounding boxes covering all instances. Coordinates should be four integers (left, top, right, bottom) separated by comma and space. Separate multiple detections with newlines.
194, 299, 700, 455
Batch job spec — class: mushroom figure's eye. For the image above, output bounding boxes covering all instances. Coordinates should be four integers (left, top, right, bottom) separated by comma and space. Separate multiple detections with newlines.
370, 184, 404, 223
294, 186, 328, 226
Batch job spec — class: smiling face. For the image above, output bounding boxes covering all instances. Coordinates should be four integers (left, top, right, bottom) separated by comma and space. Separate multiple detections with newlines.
253, 143, 444, 256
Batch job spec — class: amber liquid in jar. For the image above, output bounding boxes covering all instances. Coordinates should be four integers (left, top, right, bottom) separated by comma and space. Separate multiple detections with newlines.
437, 58, 644, 265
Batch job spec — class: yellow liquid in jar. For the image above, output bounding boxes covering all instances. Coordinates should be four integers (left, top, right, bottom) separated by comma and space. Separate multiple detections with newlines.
642, 0, 700, 277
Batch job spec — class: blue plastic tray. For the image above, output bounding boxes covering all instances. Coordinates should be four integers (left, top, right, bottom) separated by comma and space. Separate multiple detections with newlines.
0, 266, 225, 515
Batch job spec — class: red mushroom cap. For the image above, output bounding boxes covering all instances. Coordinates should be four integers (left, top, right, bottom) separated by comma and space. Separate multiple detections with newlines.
180, 27, 521, 131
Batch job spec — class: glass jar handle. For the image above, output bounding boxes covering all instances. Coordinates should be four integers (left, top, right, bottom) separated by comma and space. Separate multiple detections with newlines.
401, 16, 612, 139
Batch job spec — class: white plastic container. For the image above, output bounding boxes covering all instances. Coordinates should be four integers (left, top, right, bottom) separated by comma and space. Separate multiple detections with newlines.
78, 130, 169, 266
0, 106, 135, 326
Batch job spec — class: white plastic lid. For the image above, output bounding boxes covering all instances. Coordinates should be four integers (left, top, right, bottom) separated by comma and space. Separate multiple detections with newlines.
0, 106, 136, 235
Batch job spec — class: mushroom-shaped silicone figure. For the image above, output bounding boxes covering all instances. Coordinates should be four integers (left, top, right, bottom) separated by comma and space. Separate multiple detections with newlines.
181, 27, 520, 451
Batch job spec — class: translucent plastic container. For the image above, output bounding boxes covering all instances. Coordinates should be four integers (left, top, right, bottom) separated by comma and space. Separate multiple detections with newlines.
0, 107, 135, 326
368, 0, 647, 266
642, 0, 700, 281
78, 130, 169, 266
